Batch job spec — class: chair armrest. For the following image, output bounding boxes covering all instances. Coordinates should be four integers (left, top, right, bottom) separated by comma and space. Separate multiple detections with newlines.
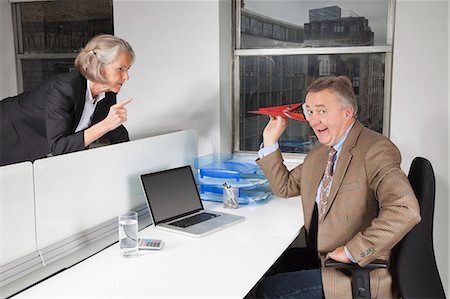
325, 259, 388, 299
325, 258, 388, 270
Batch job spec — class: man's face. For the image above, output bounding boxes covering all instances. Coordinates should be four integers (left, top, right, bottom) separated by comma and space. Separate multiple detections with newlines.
304, 88, 354, 147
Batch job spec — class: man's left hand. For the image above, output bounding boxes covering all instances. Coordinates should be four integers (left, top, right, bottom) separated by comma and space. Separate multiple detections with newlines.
327, 246, 351, 263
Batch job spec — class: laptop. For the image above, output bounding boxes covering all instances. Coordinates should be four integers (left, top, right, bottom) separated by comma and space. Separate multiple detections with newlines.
140, 165, 245, 237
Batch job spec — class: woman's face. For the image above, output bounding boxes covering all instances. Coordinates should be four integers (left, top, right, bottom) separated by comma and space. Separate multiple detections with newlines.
101, 52, 133, 93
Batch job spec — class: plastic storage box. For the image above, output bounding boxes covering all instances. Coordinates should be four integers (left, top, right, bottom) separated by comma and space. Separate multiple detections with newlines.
194, 153, 271, 205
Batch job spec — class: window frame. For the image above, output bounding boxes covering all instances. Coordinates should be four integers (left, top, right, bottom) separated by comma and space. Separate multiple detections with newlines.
11, 3, 79, 93
10, 0, 113, 94
232, 0, 396, 157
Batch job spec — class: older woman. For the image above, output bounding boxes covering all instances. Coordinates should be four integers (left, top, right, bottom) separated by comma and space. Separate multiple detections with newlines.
0, 34, 134, 166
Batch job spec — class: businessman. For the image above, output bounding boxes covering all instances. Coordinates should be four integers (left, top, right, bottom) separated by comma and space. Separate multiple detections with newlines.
256, 76, 421, 298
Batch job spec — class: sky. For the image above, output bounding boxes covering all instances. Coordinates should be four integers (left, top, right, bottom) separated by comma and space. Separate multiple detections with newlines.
244, 0, 389, 45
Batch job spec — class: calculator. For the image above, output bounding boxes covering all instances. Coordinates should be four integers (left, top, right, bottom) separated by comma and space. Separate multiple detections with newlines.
138, 238, 163, 250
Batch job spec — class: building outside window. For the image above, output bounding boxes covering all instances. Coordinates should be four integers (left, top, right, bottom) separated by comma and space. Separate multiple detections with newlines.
11, 0, 113, 93
234, 0, 394, 155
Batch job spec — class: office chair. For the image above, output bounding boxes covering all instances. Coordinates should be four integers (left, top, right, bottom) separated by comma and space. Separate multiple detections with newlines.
325, 157, 446, 299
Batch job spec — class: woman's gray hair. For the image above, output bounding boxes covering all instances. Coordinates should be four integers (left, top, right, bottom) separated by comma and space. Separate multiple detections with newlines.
307, 76, 358, 118
75, 34, 135, 83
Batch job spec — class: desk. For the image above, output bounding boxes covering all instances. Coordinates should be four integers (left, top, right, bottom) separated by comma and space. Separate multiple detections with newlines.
14, 196, 303, 298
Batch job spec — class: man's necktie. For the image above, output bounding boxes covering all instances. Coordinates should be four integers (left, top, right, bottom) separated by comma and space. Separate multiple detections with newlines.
319, 147, 337, 222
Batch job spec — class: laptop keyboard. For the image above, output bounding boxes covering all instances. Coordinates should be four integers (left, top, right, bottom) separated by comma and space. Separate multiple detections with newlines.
170, 212, 219, 228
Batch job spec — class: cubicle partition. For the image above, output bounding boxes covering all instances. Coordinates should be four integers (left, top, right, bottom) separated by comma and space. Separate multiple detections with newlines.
0, 130, 197, 298
0, 161, 45, 299
0, 162, 35, 266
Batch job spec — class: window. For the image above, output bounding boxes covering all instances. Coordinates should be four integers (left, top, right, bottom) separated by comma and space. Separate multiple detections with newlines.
351, 24, 360, 33
234, 0, 393, 154
333, 23, 345, 33
263, 23, 273, 37
11, 0, 113, 93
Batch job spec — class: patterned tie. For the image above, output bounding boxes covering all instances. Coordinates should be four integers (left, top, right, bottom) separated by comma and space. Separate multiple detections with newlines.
319, 147, 337, 222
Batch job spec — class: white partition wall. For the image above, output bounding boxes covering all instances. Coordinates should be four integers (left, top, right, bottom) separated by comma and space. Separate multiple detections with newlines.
33, 130, 197, 249
1, 130, 197, 298
0, 162, 35, 266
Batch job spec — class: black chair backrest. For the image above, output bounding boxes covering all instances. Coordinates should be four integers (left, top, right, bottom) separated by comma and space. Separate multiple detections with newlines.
394, 157, 446, 298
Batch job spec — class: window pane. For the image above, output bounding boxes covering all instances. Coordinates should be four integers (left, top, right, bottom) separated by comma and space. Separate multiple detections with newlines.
239, 53, 385, 153
21, 59, 75, 92
14, 0, 113, 92
241, 0, 388, 48
17, 0, 113, 54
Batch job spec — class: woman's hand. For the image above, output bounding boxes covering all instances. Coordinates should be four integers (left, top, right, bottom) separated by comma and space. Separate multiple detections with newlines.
84, 98, 132, 147
103, 98, 132, 131
262, 116, 287, 147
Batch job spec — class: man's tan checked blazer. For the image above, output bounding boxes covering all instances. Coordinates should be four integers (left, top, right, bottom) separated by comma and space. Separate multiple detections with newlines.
257, 121, 421, 298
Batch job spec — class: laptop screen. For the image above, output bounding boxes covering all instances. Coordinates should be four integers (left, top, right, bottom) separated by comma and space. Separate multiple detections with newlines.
140, 166, 203, 224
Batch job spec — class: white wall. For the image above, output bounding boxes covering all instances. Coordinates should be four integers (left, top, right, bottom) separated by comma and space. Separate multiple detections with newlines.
113, 0, 232, 156
391, 0, 449, 293
0, 0, 17, 99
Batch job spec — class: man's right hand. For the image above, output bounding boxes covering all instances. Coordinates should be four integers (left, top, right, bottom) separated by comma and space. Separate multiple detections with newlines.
263, 116, 287, 147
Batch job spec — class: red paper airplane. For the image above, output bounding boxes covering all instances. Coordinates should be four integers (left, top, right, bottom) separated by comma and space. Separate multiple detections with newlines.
248, 103, 307, 121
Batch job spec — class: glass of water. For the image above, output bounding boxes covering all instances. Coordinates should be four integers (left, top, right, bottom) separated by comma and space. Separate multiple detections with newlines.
118, 211, 138, 257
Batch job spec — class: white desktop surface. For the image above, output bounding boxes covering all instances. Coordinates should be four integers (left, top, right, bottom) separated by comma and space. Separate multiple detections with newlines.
15, 196, 303, 298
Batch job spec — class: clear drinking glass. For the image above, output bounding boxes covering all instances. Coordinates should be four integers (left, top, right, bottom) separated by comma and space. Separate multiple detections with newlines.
118, 211, 138, 257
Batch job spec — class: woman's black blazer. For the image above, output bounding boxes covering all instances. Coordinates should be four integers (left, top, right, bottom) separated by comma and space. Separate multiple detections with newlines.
0, 71, 129, 166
